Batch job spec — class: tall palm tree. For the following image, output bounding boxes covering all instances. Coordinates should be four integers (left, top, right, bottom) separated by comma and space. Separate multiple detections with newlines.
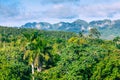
23, 31, 38, 80
23, 31, 52, 80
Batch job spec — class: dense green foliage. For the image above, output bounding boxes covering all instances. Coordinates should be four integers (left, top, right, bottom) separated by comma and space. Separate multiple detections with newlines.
0, 26, 120, 80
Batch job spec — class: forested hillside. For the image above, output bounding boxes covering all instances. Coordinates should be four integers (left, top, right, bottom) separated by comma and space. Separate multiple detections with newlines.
0, 26, 120, 80
21, 19, 120, 39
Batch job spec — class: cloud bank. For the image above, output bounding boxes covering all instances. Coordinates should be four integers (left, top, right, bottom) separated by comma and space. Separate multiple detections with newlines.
0, 0, 120, 26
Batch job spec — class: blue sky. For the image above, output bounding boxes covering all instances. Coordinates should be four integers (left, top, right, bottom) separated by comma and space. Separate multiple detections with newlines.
0, 0, 120, 26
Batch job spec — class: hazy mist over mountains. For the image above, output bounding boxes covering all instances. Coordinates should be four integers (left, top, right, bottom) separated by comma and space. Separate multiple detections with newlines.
1, 0, 120, 39
21, 19, 120, 39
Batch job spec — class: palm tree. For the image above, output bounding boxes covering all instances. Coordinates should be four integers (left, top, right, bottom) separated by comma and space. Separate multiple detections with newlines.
33, 38, 46, 72
23, 31, 52, 80
113, 36, 120, 49
23, 31, 38, 80
78, 30, 84, 37
89, 28, 101, 38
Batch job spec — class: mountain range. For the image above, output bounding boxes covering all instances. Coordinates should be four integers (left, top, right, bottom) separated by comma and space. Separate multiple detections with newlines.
21, 19, 120, 39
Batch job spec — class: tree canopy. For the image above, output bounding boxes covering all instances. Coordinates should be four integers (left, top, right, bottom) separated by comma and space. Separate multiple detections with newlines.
0, 26, 120, 80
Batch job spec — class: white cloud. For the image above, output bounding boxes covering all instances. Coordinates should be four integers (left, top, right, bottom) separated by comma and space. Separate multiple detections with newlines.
42, 4, 78, 19
40, 0, 80, 4
77, 2, 120, 21
1, 0, 120, 26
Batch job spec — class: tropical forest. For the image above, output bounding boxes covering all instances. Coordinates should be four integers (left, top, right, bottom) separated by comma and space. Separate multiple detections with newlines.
0, 26, 120, 80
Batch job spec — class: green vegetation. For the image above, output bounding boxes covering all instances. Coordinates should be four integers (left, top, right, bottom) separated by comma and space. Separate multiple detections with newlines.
0, 26, 120, 80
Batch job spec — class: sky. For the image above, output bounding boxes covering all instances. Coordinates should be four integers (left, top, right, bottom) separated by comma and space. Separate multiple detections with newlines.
0, 0, 120, 26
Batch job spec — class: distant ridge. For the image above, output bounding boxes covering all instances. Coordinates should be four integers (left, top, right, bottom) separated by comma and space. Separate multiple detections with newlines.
21, 19, 120, 39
